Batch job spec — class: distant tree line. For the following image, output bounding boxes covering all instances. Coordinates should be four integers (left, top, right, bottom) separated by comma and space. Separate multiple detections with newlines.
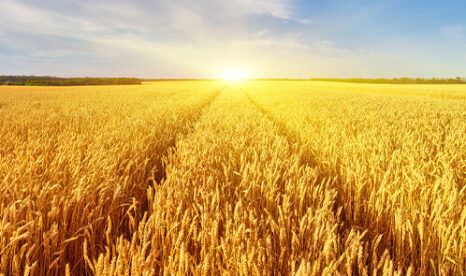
0, 76, 141, 86
310, 77, 466, 84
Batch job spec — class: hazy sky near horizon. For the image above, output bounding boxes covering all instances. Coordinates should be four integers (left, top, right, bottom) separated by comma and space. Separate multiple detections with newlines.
1, 0, 465, 78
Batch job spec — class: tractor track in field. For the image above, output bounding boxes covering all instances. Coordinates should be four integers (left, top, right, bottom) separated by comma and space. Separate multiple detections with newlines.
83, 87, 225, 274
242, 88, 395, 272
132, 86, 225, 216
148, 86, 225, 187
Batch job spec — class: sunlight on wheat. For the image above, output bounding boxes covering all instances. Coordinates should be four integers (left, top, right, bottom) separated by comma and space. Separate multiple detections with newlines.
0, 80, 464, 275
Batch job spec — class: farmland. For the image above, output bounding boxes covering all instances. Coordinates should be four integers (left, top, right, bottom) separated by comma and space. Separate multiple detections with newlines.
0, 81, 465, 275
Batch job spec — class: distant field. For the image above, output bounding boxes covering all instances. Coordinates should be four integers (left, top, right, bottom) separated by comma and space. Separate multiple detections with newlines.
0, 81, 464, 275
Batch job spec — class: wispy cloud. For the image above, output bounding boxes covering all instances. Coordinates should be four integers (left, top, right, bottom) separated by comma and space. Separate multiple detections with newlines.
0, 0, 302, 40
0, 0, 315, 77
441, 25, 465, 39
1, 0, 465, 78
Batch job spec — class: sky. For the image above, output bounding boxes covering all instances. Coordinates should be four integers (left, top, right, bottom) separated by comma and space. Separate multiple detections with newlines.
1, 0, 465, 78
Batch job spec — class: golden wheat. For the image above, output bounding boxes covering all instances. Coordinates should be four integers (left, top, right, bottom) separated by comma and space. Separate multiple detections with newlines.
245, 80, 466, 275
0, 81, 464, 275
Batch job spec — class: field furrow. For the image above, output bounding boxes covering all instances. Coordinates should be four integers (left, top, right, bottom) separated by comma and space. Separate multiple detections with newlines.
0, 80, 465, 275
245, 81, 466, 275
89, 88, 342, 275
0, 82, 222, 275
243, 88, 405, 275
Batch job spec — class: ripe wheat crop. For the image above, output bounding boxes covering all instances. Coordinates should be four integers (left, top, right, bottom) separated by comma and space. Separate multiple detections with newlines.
0, 81, 464, 275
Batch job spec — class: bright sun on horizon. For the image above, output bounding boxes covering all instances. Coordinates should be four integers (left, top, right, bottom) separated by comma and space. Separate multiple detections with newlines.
221, 68, 249, 81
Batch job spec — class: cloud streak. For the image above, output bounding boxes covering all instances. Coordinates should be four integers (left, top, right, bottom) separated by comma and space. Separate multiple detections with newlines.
0, 0, 314, 76
442, 25, 465, 39
0, 0, 465, 78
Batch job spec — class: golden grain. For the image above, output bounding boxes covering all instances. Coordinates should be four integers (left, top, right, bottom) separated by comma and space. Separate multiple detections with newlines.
0, 81, 464, 275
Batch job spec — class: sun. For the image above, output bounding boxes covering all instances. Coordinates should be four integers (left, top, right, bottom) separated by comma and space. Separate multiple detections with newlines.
221, 68, 249, 82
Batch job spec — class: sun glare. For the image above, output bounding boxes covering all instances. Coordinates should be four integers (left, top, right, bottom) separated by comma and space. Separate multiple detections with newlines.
221, 68, 248, 82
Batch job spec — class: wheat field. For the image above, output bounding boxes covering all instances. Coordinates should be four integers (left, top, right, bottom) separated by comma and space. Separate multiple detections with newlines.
0, 81, 465, 275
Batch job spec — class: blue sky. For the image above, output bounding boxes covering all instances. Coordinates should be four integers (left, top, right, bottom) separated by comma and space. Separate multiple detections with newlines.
0, 0, 465, 78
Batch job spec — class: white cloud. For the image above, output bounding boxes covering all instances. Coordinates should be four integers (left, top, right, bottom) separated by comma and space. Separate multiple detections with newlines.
441, 25, 465, 39
0, 0, 304, 46
0, 0, 319, 77
0, 0, 416, 78
314, 40, 350, 55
